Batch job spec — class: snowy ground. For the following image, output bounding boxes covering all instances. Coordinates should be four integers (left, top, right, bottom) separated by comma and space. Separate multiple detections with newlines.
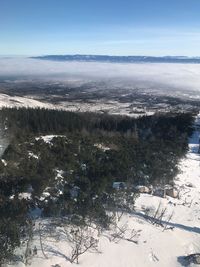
0, 93, 155, 117
0, 94, 56, 109
9, 114, 200, 267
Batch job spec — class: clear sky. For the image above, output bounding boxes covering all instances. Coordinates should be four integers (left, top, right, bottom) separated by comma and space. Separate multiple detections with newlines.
1, 0, 200, 56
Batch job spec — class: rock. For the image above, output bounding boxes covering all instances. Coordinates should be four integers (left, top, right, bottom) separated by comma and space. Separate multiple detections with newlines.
184, 253, 200, 264
153, 188, 166, 198
152, 185, 178, 198
135, 186, 150, 194
195, 255, 200, 264
165, 188, 178, 198
148, 185, 153, 194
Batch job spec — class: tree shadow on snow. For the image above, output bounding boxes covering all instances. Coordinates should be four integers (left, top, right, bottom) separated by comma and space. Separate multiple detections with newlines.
45, 245, 71, 262
132, 211, 200, 234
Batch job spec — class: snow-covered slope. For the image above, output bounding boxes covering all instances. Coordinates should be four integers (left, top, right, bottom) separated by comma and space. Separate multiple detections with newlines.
11, 114, 200, 267
0, 94, 55, 109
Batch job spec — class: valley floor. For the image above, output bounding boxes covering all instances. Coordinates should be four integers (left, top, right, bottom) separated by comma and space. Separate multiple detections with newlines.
10, 114, 200, 267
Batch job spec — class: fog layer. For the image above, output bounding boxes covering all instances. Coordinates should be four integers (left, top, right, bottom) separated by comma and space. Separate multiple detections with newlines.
0, 57, 200, 97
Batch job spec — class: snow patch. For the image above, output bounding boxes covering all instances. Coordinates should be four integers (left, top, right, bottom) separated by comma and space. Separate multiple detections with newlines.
35, 135, 66, 144
18, 192, 32, 200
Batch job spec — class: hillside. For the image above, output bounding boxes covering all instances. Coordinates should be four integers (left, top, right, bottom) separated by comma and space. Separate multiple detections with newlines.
9, 113, 200, 267
0, 108, 197, 267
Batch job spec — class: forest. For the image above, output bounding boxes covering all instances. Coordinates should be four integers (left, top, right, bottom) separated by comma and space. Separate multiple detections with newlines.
0, 107, 196, 265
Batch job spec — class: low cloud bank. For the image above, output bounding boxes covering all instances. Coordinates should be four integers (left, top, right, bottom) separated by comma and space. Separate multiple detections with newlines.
0, 57, 200, 97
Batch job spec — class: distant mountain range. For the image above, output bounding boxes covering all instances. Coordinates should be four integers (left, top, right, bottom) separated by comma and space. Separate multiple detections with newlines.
31, 55, 200, 64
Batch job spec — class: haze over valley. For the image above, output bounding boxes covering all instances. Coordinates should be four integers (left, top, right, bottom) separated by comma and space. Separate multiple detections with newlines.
0, 57, 200, 116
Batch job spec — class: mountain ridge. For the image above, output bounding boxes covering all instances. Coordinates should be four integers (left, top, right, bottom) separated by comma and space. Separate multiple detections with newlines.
31, 54, 200, 64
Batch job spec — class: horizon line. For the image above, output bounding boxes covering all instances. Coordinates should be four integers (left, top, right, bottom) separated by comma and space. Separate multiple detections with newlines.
1, 54, 200, 59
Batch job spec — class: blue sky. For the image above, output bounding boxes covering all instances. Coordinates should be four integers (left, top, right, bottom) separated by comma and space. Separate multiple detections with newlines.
1, 0, 200, 56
